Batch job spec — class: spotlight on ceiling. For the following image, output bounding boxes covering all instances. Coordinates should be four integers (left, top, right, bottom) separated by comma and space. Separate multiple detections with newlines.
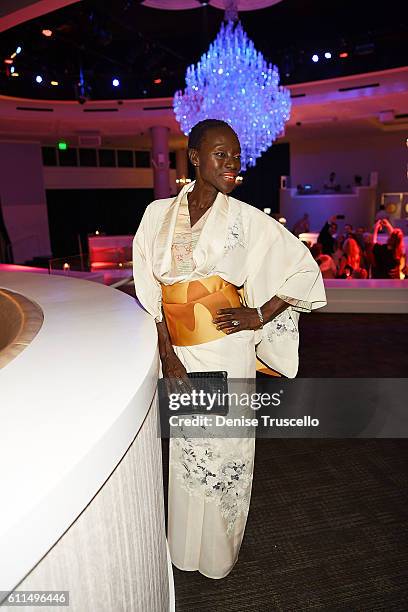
4, 59, 13, 64
35, 75, 43, 83
51, 80, 59, 86
16, 46, 22, 54
324, 51, 332, 59
339, 52, 349, 58
112, 78, 120, 87
10, 66, 15, 73
312, 54, 319, 63
153, 78, 162, 84
42, 29, 53, 37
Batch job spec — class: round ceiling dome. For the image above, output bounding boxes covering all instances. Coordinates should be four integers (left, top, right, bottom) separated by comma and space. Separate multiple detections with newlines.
142, 1, 283, 10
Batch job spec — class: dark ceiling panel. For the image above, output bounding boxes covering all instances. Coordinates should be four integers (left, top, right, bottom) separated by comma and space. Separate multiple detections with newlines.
0, 0, 406, 101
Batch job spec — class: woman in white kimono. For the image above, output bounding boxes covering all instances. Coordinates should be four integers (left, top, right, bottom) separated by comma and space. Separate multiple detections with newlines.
133, 119, 326, 579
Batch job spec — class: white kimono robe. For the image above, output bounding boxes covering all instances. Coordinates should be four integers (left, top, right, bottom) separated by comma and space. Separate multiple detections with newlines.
133, 181, 326, 579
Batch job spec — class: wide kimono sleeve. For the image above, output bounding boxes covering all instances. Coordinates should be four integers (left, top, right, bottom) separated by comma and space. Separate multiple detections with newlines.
243, 213, 327, 378
132, 203, 163, 322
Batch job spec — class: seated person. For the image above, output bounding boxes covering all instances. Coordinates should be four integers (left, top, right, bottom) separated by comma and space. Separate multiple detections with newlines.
337, 237, 368, 279
344, 223, 355, 239
361, 234, 375, 275
332, 234, 345, 267
355, 226, 366, 251
372, 219, 406, 279
318, 215, 338, 255
292, 213, 310, 237
311, 242, 336, 278
323, 171, 340, 192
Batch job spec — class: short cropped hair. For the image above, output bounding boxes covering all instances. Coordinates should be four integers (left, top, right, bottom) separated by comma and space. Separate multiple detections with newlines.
188, 119, 238, 150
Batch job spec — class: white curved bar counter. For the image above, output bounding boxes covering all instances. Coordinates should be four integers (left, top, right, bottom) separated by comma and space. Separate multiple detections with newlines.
0, 271, 170, 611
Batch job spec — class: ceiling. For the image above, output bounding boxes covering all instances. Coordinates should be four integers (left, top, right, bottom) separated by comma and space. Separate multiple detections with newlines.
142, 1, 283, 9
0, 0, 406, 101
0, 67, 406, 147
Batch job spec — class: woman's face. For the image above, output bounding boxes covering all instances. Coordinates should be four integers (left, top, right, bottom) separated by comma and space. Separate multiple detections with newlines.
189, 126, 241, 194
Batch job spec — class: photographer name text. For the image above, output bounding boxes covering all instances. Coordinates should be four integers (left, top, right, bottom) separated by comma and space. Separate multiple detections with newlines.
169, 415, 319, 428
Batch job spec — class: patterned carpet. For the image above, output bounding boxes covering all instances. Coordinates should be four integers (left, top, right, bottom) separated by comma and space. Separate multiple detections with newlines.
163, 438, 408, 611
298, 313, 408, 378
160, 313, 408, 611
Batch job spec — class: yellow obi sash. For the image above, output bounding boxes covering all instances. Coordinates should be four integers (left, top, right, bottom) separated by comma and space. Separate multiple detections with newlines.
161, 275, 242, 346
161, 275, 281, 376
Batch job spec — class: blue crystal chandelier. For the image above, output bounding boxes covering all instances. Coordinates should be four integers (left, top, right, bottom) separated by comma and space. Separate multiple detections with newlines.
173, 12, 291, 171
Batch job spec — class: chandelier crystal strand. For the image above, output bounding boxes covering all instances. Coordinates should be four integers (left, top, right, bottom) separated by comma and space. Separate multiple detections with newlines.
173, 17, 291, 170
224, 0, 239, 22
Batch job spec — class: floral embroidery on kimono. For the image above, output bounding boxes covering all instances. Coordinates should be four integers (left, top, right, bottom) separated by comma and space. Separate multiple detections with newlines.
224, 208, 246, 252
173, 435, 253, 536
265, 308, 299, 341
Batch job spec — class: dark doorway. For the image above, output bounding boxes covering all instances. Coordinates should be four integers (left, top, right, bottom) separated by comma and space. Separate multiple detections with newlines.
0, 197, 13, 263
46, 188, 153, 258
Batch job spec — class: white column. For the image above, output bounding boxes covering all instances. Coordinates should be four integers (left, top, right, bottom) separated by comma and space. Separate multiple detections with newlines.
150, 126, 170, 199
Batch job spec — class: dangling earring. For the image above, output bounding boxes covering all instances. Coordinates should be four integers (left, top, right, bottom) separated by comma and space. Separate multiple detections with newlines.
235, 176, 243, 184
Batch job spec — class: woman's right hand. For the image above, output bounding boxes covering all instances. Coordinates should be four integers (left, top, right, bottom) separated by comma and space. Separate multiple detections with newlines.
156, 318, 192, 394
161, 350, 191, 394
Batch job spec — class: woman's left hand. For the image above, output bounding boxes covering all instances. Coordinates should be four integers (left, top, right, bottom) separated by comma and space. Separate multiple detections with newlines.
213, 307, 262, 334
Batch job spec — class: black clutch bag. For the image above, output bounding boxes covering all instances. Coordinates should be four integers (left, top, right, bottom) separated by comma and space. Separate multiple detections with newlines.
158, 371, 229, 416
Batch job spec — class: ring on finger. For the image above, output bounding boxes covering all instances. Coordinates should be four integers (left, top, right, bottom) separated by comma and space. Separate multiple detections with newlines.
232, 320, 240, 327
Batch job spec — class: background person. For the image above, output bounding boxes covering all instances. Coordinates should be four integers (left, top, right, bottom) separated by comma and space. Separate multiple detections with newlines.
337, 237, 368, 279
317, 215, 338, 255
372, 219, 406, 279
323, 171, 339, 192
361, 233, 376, 276
292, 213, 310, 238
344, 223, 354, 239
375, 204, 389, 222
355, 226, 366, 251
332, 234, 346, 268
310, 242, 337, 278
